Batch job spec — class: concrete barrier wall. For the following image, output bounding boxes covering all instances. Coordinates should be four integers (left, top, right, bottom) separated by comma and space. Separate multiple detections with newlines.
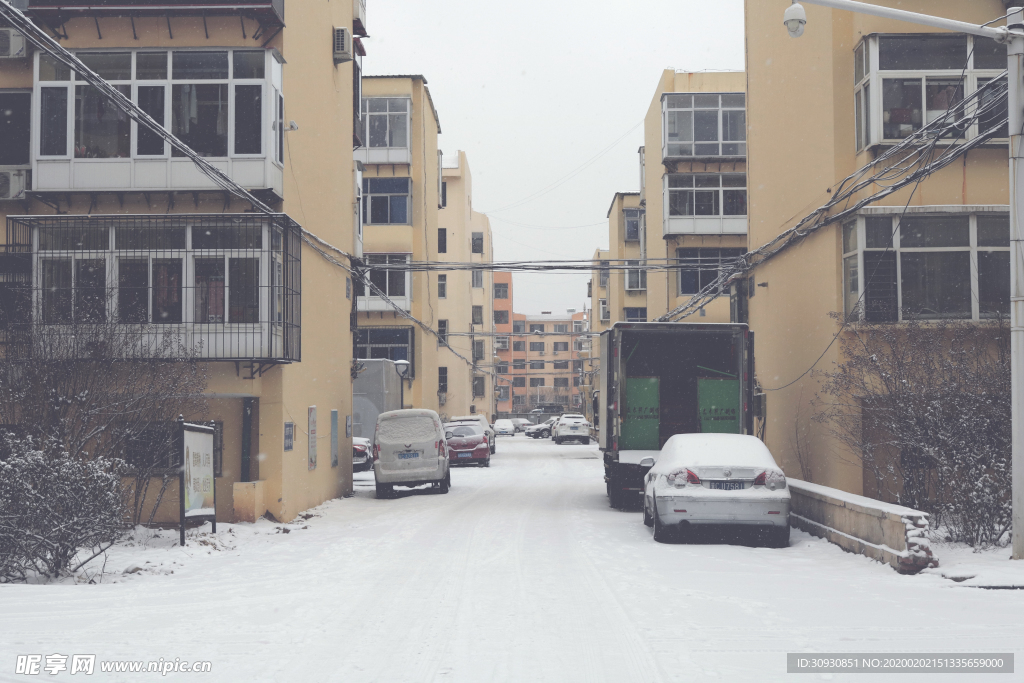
788, 479, 937, 574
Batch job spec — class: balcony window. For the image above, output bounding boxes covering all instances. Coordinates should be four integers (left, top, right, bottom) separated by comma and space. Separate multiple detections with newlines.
362, 178, 410, 225
855, 34, 1007, 149
842, 212, 1009, 322
34, 49, 284, 195
12, 214, 300, 360
625, 260, 647, 291
363, 98, 409, 149
355, 254, 408, 299
355, 327, 414, 368
624, 307, 647, 322
667, 174, 747, 217
663, 92, 745, 159
678, 248, 745, 295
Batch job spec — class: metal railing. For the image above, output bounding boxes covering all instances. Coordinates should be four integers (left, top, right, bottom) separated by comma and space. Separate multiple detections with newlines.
1, 214, 300, 362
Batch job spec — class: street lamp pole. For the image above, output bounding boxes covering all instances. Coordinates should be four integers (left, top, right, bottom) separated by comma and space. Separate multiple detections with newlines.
788, 0, 1024, 560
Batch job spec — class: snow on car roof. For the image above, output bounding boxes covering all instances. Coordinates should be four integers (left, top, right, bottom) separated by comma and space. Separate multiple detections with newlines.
651, 433, 778, 473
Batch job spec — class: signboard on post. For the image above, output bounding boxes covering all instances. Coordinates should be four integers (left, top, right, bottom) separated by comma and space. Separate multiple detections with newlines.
308, 406, 317, 470
178, 418, 217, 546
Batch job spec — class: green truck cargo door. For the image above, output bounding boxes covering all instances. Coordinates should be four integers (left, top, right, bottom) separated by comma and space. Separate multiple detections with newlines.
698, 378, 740, 433
621, 377, 660, 449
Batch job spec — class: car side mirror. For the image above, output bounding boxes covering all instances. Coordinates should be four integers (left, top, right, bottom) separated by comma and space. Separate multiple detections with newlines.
639, 457, 655, 468
445, 432, 453, 439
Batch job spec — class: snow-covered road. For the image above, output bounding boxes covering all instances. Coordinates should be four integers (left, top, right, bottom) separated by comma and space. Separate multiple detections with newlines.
1, 437, 1022, 682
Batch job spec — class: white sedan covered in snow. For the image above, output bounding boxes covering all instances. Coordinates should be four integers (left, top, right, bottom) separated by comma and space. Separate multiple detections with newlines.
642, 433, 790, 546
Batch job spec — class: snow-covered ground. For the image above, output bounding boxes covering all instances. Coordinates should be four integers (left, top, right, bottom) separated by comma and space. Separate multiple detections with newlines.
1, 437, 1023, 682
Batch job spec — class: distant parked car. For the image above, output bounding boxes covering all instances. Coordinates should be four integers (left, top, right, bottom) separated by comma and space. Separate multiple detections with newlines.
511, 418, 532, 432
373, 409, 450, 498
493, 419, 516, 436
450, 415, 495, 454
444, 424, 490, 467
642, 433, 790, 547
553, 414, 591, 444
525, 418, 556, 439
352, 436, 372, 472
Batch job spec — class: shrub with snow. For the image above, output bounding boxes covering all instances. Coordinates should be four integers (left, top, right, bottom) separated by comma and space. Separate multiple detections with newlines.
816, 316, 1011, 547
0, 437, 131, 582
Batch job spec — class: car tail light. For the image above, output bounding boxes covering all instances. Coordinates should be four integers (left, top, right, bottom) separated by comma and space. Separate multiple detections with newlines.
372, 444, 380, 462
686, 469, 701, 485
353, 444, 367, 453
766, 470, 786, 490
753, 471, 766, 486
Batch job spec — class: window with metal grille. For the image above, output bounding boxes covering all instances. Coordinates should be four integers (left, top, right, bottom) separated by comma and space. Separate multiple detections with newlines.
471, 232, 484, 254
437, 319, 448, 345
473, 339, 485, 361
529, 341, 544, 352
473, 376, 485, 397
513, 376, 526, 387
529, 377, 545, 387
472, 306, 483, 325
438, 366, 448, 392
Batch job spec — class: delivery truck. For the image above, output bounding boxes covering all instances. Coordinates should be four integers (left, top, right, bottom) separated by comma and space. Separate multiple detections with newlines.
599, 322, 755, 508
352, 359, 402, 438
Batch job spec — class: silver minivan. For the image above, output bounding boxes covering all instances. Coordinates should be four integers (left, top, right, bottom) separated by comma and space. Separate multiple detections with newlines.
372, 409, 450, 498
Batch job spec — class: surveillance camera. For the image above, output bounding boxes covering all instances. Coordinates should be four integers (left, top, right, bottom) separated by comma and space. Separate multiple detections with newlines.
784, 2, 807, 38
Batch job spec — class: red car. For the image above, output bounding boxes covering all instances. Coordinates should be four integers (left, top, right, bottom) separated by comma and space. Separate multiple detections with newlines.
444, 424, 490, 467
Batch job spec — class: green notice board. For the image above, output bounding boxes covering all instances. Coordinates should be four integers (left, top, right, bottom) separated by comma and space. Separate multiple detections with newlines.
621, 377, 660, 449
698, 378, 741, 433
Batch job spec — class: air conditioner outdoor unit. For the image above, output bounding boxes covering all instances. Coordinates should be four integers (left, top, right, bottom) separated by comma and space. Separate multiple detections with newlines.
333, 27, 354, 64
0, 29, 27, 59
0, 168, 29, 200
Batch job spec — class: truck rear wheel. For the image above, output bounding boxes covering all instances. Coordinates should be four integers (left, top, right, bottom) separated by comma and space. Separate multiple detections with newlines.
608, 483, 624, 509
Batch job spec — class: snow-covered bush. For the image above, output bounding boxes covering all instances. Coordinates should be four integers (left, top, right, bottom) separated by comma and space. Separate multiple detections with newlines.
815, 316, 1011, 547
0, 437, 131, 582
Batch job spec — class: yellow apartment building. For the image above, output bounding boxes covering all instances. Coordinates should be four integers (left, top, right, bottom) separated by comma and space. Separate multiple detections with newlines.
439, 150, 494, 420
590, 70, 747, 332
493, 270, 514, 417
744, 0, 1010, 494
355, 77, 493, 420
0, 0, 367, 523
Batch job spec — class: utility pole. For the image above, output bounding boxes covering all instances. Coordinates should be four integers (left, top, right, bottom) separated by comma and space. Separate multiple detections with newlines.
788, 0, 1024, 559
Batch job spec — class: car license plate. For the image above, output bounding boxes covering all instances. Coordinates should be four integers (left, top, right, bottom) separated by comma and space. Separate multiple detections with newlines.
457, 452, 472, 458
710, 481, 744, 491
570, 426, 579, 430
397, 451, 419, 460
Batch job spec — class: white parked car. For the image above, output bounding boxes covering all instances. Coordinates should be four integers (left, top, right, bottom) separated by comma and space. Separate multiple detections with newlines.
493, 419, 516, 436
352, 436, 372, 472
449, 415, 495, 454
553, 414, 591, 444
511, 418, 532, 432
372, 409, 450, 498
641, 433, 790, 546
525, 417, 556, 439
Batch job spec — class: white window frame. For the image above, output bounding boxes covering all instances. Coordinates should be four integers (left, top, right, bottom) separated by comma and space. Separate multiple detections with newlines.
662, 91, 746, 160
855, 34, 1007, 151
625, 260, 647, 291
357, 253, 411, 312
362, 97, 410, 151
842, 209, 1009, 322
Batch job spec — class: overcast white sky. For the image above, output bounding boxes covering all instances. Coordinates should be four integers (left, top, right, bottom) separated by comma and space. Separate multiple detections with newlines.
366, 0, 745, 315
